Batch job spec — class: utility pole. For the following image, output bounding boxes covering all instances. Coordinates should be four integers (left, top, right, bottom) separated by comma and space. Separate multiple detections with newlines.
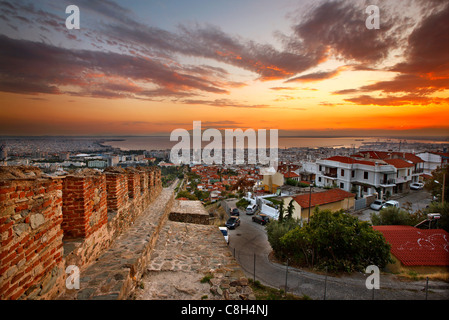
308, 184, 312, 222
442, 173, 446, 205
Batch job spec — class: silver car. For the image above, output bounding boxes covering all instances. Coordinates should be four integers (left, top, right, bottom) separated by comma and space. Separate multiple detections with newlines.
370, 199, 385, 210
410, 182, 424, 190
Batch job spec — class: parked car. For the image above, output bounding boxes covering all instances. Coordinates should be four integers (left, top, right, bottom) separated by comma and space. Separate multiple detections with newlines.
252, 214, 270, 225
219, 227, 229, 244
382, 200, 400, 209
230, 207, 240, 216
246, 203, 258, 215
370, 199, 385, 211
410, 182, 424, 190
225, 216, 241, 229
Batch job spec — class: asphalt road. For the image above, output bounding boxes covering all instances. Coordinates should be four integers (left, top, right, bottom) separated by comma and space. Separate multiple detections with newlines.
358, 189, 434, 222
221, 198, 449, 300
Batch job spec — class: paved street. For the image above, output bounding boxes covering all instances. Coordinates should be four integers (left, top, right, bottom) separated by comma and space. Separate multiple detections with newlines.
358, 189, 434, 222
221, 198, 449, 300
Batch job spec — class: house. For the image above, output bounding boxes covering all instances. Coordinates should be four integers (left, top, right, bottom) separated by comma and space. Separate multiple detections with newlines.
417, 151, 449, 175
383, 158, 414, 193
316, 152, 419, 198
315, 156, 397, 198
353, 150, 425, 183
285, 188, 355, 221
372, 225, 449, 275
283, 171, 300, 182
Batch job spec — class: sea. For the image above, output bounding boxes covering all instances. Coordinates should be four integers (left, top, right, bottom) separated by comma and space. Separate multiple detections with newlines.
99, 136, 449, 151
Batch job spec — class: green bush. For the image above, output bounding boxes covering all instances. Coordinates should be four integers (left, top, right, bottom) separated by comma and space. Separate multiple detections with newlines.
265, 218, 300, 260
371, 206, 413, 226
236, 198, 250, 209
270, 209, 392, 273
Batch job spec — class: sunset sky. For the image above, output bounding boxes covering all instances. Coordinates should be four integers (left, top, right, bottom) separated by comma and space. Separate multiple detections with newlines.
0, 0, 448, 137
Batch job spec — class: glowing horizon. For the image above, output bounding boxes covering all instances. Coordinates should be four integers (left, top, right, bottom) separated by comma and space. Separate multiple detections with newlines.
0, 0, 448, 138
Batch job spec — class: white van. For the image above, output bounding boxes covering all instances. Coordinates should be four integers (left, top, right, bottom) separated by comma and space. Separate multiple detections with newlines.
219, 227, 229, 244
246, 203, 257, 215
382, 200, 400, 209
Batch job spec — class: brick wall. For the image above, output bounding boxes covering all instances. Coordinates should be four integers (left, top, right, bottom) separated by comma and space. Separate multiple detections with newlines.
0, 165, 164, 300
62, 173, 107, 239
105, 169, 129, 213
0, 176, 65, 300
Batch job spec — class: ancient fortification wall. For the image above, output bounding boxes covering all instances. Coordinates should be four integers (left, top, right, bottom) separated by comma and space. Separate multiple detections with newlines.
0, 165, 162, 300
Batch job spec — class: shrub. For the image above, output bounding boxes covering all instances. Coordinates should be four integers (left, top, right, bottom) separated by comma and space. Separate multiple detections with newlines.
236, 198, 250, 209
371, 206, 413, 226
276, 209, 392, 273
265, 218, 300, 260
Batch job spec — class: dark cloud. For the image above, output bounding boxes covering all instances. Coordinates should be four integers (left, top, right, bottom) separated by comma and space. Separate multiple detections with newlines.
290, 0, 400, 65
1, 0, 447, 105
333, 2, 449, 106
0, 35, 230, 98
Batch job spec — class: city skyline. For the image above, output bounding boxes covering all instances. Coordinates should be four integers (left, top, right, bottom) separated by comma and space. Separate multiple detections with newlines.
0, 0, 448, 137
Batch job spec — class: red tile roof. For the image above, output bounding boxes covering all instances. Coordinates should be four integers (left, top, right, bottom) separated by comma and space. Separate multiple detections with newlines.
284, 171, 299, 178
372, 226, 449, 266
325, 156, 378, 166
393, 152, 424, 164
354, 151, 391, 160
383, 158, 414, 169
293, 188, 355, 209
352, 151, 424, 164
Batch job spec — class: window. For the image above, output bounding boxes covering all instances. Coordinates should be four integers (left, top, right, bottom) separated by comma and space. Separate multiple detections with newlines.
319, 165, 322, 171
318, 177, 322, 182
351, 170, 355, 178
341, 169, 344, 177
364, 171, 369, 179
340, 182, 344, 189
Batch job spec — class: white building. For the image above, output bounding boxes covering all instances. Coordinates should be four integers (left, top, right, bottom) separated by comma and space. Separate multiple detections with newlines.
417, 152, 449, 175
315, 155, 414, 198
88, 160, 107, 168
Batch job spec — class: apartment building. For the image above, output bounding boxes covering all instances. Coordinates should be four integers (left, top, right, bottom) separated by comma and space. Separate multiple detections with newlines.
416, 151, 449, 174
315, 156, 398, 198
315, 151, 418, 198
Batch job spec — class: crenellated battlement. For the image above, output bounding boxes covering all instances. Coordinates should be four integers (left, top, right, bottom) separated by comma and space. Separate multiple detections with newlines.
0, 165, 162, 300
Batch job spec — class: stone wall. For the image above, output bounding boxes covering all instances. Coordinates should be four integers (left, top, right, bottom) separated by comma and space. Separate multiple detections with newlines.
169, 200, 210, 225
0, 165, 163, 300
0, 170, 64, 300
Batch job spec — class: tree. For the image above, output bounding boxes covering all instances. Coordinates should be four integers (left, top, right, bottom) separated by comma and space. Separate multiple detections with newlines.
265, 218, 299, 260
278, 201, 285, 222
277, 209, 392, 273
371, 206, 413, 226
425, 166, 449, 204
286, 199, 295, 220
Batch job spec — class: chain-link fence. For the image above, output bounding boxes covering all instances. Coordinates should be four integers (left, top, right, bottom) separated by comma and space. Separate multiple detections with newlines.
227, 245, 449, 300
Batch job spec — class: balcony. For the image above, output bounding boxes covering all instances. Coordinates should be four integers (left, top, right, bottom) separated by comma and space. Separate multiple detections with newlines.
323, 172, 338, 179
380, 178, 396, 187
